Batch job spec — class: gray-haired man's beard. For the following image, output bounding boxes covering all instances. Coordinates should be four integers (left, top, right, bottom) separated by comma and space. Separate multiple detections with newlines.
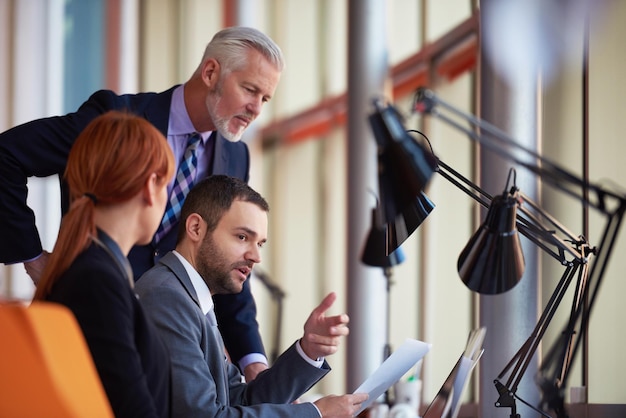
214, 117, 245, 142
207, 92, 248, 143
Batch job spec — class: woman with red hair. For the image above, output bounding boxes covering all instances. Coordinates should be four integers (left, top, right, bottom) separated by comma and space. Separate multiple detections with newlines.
34, 111, 175, 418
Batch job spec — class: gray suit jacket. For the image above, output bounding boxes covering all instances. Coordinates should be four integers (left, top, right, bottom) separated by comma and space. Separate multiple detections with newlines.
135, 252, 330, 418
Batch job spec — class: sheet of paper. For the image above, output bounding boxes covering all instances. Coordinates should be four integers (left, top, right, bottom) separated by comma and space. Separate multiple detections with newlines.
352, 338, 431, 415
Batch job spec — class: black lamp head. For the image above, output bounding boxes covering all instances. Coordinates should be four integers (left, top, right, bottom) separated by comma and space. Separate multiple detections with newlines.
368, 100, 438, 225
361, 205, 406, 268
457, 186, 525, 294
386, 192, 435, 255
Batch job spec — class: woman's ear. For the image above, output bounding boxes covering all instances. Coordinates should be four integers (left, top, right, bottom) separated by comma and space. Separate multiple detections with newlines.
143, 173, 159, 206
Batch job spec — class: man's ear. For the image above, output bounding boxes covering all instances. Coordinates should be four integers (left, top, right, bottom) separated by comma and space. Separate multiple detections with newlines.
201, 58, 220, 88
185, 213, 205, 243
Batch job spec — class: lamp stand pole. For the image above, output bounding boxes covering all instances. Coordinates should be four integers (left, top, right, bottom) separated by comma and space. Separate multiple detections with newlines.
383, 266, 394, 405
252, 269, 286, 365
271, 294, 284, 364
383, 266, 393, 360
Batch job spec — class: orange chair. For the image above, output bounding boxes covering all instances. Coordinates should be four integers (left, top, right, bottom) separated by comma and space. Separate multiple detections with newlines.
0, 301, 114, 418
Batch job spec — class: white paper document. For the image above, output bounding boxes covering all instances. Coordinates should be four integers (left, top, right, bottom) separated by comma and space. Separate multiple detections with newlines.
352, 338, 432, 415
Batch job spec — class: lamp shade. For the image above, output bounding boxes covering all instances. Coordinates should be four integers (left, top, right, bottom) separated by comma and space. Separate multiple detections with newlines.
457, 190, 525, 294
386, 192, 435, 254
369, 101, 438, 224
362, 207, 406, 268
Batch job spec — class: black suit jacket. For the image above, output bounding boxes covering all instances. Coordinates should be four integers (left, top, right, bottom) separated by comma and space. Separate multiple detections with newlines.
0, 87, 263, 363
46, 240, 171, 418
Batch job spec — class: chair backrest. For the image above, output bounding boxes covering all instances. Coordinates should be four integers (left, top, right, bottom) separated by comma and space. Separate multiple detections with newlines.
0, 301, 114, 418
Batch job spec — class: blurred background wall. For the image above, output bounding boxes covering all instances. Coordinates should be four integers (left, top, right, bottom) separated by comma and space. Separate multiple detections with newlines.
1, 0, 625, 416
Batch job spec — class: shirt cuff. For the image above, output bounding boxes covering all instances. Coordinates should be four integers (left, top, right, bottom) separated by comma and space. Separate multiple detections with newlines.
9, 252, 43, 265
296, 339, 325, 368
310, 402, 322, 417
238, 353, 269, 371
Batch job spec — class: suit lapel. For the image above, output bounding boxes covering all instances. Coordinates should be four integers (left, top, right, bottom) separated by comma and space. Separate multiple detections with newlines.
211, 133, 228, 175
158, 251, 230, 398
158, 252, 201, 309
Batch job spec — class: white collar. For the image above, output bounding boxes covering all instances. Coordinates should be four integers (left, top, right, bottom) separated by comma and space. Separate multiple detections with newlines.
172, 250, 214, 316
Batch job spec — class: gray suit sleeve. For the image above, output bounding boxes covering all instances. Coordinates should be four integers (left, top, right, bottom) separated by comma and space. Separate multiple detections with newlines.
237, 343, 330, 405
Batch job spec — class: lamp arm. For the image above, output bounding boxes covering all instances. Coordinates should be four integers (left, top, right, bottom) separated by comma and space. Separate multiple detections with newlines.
437, 159, 492, 208
539, 206, 626, 408
498, 262, 582, 393
253, 268, 286, 300
415, 87, 626, 215
252, 268, 286, 365
516, 192, 586, 262
436, 158, 584, 265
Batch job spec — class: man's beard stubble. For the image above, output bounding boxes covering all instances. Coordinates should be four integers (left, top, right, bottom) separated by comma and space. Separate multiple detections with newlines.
196, 233, 241, 295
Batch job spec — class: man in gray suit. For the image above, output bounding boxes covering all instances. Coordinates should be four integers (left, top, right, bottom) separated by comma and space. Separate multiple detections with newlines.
135, 175, 368, 417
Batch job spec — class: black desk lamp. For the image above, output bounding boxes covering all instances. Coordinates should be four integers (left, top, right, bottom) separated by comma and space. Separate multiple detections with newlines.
365, 90, 626, 418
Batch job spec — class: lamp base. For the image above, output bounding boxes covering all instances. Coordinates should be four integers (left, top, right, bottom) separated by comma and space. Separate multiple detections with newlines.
494, 380, 520, 418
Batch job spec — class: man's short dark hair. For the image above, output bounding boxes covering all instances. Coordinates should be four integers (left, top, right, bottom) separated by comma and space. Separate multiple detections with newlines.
177, 175, 269, 243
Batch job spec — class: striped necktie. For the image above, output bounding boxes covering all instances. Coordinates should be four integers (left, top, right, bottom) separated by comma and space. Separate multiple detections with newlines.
155, 133, 202, 243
